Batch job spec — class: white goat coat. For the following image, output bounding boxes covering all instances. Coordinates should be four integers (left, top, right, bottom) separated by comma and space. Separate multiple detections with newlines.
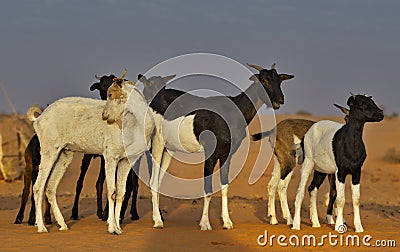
32, 92, 154, 234
34, 97, 124, 157
303, 120, 343, 174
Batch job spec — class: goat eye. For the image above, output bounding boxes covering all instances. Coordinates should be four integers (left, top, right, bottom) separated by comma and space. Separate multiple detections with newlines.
108, 94, 112, 98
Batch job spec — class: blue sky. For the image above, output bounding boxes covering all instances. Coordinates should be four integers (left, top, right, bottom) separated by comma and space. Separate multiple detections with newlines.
0, 0, 399, 115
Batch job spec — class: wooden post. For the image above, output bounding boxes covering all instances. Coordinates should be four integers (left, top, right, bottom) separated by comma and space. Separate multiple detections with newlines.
17, 131, 21, 161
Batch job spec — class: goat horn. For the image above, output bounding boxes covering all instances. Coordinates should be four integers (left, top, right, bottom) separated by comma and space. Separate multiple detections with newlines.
271, 63, 276, 69
120, 69, 127, 79
95, 74, 101, 80
247, 63, 264, 71
334, 103, 350, 115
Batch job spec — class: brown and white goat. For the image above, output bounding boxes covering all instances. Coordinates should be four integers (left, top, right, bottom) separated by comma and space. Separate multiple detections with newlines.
252, 119, 315, 225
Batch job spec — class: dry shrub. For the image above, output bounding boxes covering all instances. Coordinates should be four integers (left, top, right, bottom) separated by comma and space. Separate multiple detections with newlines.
0, 158, 22, 182
383, 148, 400, 164
386, 112, 399, 119
296, 109, 312, 116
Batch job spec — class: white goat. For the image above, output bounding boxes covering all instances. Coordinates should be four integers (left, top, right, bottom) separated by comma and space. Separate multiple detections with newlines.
28, 71, 154, 234
292, 95, 384, 232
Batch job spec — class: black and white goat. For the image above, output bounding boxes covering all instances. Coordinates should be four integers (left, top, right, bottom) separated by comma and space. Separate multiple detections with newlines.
292, 95, 384, 232
134, 63, 294, 230
251, 106, 350, 226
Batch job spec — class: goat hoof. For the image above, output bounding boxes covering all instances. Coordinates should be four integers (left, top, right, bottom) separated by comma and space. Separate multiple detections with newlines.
153, 219, 164, 229
37, 227, 48, 233
292, 224, 300, 230
70, 216, 79, 220
97, 211, 103, 219
312, 223, 321, 228
200, 221, 212, 231
326, 215, 335, 225
269, 217, 278, 225
28, 217, 36, 226
14, 219, 22, 224
222, 218, 233, 230
200, 224, 212, 231
59, 225, 69, 231
115, 227, 124, 234
131, 213, 139, 221
109, 228, 122, 235
355, 225, 364, 233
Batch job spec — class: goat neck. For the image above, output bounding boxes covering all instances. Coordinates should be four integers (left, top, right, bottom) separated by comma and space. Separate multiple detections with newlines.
231, 81, 265, 125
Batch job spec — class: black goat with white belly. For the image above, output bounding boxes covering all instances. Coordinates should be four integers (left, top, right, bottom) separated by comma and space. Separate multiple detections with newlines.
292, 94, 384, 232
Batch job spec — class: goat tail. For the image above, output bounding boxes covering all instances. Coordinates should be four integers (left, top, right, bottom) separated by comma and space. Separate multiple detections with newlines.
292, 143, 301, 151
27, 105, 42, 122
292, 138, 305, 165
251, 129, 273, 141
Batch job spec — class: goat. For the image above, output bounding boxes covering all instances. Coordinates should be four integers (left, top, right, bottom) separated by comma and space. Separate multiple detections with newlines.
86, 74, 142, 222
252, 119, 316, 225
28, 70, 154, 234
251, 106, 350, 226
292, 95, 384, 232
15, 74, 140, 225
14, 134, 51, 225
123, 63, 294, 230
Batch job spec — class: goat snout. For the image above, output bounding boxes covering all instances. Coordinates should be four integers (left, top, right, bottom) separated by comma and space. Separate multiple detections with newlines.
376, 110, 384, 120
102, 111, 108, 120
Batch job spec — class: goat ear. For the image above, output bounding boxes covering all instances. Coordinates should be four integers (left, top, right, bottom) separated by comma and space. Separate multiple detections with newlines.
334, 104, 349, 115
249, 74, 260, 82
347, 96, 356, 107
279, 74, 294, 81
163, 75, 176, 84
90, 83, 100, 91
138, 74, 147, 84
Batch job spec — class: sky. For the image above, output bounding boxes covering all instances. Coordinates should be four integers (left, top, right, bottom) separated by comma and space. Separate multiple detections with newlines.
0, 0, 399, 115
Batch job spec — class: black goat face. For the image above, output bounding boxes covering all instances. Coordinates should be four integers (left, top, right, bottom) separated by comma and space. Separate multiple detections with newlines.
251, 67, 294, 110
90, 75, 116, 100
347, 95, 384, 122
139, 74, 176, 103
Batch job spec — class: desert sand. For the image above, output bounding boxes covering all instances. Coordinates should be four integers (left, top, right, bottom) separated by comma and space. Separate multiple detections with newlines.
0, 114, 399, 251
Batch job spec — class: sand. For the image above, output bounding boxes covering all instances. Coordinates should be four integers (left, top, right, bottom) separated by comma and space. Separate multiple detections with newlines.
0, 114, 399, 251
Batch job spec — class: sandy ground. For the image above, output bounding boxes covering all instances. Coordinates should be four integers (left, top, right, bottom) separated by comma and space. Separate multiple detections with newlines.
0, 114, 399, 251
